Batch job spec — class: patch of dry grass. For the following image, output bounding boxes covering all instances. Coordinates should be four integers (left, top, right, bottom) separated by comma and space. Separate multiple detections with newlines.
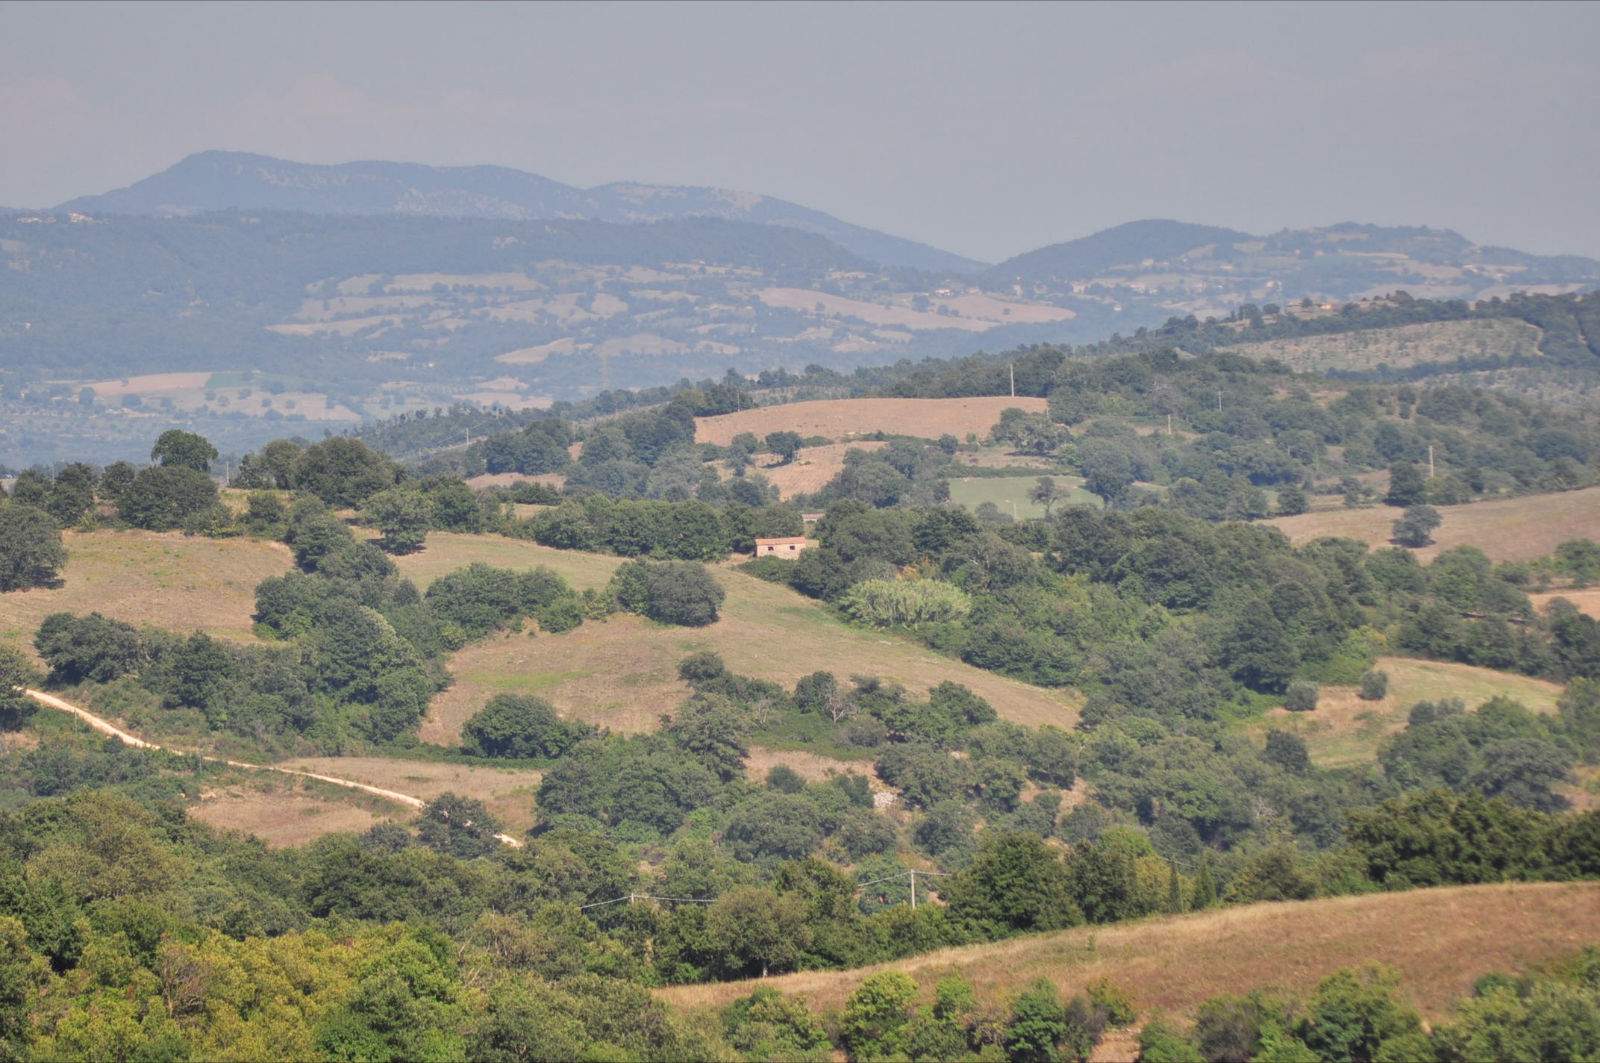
1530, 588, 1600, 619
1252, 656, 1564, 769
187, 782, 389, 848
392, 532, 623, 591
757, 441, 887, 499
0, 530, 292, 658
744, 746, 882, 787
1264, 486, 1600, 562
657, 882, 1600, 1024
427, 569, 1081, 744
696, 397, 1049, 447
270, 756, 543, 835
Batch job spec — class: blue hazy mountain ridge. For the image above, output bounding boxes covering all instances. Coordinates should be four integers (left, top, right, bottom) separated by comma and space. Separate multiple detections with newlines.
990, 219, 1600, 289
54, 151, 985, 274
987, 220, 1257, 283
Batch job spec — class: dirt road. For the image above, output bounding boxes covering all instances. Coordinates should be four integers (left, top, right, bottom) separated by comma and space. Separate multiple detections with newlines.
22, 688, 522, 845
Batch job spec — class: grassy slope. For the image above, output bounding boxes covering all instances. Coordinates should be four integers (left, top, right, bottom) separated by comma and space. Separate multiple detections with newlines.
658, 881, 1600, 1024
947, 474, 1099, 520
1251, 656, 1564, 770
407, 536, 1082, 741
0, 530, 292, 659
1264, 486, 1600, 563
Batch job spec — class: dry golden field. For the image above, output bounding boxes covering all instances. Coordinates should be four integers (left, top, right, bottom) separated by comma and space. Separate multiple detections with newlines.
742, 745, 880, 787
756, 441, 887, 499
187, 778, 391, 848
424, 568, 1081, 744
696, 397, 1048, 446
392, 531, 624, 590
658, 881, 1600, 1025
1530, 587, 1600, 619
752, 288, 1074, 333
1252, 656, 1564, 769
1264, 486, 1600, 562
271, 756, 544, 835
0, 530, 292, 658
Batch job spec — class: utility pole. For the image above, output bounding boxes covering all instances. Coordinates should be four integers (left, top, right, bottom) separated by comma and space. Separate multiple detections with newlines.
909, 869, 916, 910
1428, 445, 1435, 479
1009, 363, 1015, 398
1217, 390, 1223, 412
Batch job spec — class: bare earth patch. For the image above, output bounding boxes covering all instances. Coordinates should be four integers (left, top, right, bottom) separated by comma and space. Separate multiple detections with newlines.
658, 882, 1600, 1025
697, 397, 1049, 446
427, 570, 1081, 745
1264, 487, 1600, 562
0, 530, 292, 657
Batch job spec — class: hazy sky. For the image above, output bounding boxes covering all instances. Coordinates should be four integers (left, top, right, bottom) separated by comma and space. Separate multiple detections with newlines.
3, 1, 1597, 263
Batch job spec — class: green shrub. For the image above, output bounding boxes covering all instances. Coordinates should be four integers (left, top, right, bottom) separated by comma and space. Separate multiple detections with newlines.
1285, 681, 1320, 713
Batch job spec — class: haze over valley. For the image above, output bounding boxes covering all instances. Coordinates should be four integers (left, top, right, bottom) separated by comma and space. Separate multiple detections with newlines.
2, 5, 1600, 1061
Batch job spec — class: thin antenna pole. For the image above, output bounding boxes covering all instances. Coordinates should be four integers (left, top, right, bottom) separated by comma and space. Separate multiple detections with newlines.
910, 869, 916, 910
1009, 363, 1015, 398
1428, 445, 1435, 479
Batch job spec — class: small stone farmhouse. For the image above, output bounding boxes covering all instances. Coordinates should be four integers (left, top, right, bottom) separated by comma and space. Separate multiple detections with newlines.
754, 536, 811, 558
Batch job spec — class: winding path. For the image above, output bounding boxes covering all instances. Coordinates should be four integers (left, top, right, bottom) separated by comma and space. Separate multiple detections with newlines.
23, 689, 522, 846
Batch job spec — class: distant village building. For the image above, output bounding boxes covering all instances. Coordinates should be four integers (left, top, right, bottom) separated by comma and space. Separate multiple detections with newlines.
754, 536, 811, 558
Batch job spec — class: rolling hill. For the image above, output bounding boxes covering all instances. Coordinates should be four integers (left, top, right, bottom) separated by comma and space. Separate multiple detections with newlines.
658, 881, 1600, 1024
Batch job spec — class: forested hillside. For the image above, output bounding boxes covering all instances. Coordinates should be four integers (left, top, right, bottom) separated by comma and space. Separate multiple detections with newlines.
3, 292, 1600, 1058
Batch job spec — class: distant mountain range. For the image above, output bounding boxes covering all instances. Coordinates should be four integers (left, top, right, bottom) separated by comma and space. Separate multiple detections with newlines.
54, 151, 983, 274
3, 151, 1599, 466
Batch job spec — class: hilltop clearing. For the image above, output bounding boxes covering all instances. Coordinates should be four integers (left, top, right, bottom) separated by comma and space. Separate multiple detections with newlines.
658, 880, 1600, 1022
1263, 486, 1600, 562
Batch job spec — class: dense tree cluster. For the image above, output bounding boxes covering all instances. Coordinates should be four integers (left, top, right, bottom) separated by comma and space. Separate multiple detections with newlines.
0, 500, 65, 591
2, 742, 1596, 1063
511, 494, 800, 559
